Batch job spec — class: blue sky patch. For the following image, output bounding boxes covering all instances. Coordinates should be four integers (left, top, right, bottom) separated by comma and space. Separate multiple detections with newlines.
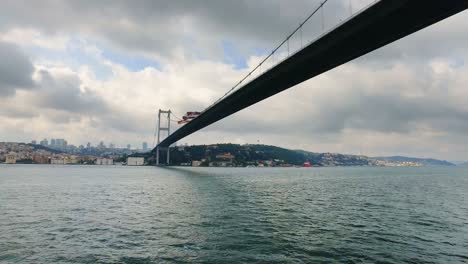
451, 58, 464, 68
222, 40, 248, 69
101, 47, 160, 72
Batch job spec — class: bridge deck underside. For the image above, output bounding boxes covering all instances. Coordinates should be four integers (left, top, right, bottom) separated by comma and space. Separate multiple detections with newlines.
154, 0, 468, 150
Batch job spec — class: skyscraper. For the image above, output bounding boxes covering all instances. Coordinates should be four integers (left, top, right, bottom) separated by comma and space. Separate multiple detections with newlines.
55, 139, 66, 149
142, 142, 148, 151
40, 139, 48, 146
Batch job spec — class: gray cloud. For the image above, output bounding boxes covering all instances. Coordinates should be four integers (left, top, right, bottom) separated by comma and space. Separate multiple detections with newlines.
2, 0, 465, 63
0, 41, 34, 96
0, 104, 37, 119
36, 70, 109, 115
0, 0, 350, 60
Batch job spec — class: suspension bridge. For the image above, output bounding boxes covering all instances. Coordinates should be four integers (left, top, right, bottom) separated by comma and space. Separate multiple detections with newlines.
152, 0, 468, 164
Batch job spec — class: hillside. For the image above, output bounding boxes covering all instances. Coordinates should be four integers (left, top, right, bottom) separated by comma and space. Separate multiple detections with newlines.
373, 156, 455, 166
165, 144, 376, 167
27, 143, 63, 154
161, 144, 456, 167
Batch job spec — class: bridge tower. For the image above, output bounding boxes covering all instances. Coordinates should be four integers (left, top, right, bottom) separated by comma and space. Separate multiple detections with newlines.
156, 109, 171, 165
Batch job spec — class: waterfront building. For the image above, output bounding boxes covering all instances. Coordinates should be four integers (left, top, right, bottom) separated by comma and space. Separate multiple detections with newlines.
215, 153, 235, 166
96, 158, 114, 165
81, 156, 97, 165
64, 156, 79, 165
50, 158, 65, 165
33, 155, 49, 164
5, 152, 17, 164
209, 161, 233, 167
127, 157, 144, 166
216, 153, 235, 160
192, 160, 202, 167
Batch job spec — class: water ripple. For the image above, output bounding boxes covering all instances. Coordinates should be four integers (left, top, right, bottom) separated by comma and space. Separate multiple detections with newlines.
0, 165, 467, 263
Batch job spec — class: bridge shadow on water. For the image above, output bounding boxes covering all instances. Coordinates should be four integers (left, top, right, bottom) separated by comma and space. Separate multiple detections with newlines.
148, 166, 346, 262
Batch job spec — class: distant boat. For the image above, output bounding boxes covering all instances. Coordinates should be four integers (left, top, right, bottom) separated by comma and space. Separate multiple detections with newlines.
303, 161, 312, 167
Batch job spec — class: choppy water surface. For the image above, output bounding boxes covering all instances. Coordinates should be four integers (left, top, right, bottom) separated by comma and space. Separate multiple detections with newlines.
0, 165, 467, 263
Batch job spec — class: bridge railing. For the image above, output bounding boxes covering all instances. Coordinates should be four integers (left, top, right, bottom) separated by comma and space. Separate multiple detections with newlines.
205, 0, 380, 112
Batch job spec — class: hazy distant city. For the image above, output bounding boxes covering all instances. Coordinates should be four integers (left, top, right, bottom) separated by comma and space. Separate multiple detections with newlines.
0, 140, 460, 168
32, 138, 150, 153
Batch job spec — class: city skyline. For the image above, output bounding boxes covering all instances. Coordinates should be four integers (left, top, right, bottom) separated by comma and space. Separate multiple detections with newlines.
31, 137, 151, 151
1, 1, 468, 160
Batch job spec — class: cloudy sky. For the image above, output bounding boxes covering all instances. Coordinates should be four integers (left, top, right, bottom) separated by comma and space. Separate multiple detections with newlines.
1, 0, 468, 161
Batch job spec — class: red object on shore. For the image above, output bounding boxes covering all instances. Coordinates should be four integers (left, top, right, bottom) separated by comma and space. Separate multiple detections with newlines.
303, 161, 312, 167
